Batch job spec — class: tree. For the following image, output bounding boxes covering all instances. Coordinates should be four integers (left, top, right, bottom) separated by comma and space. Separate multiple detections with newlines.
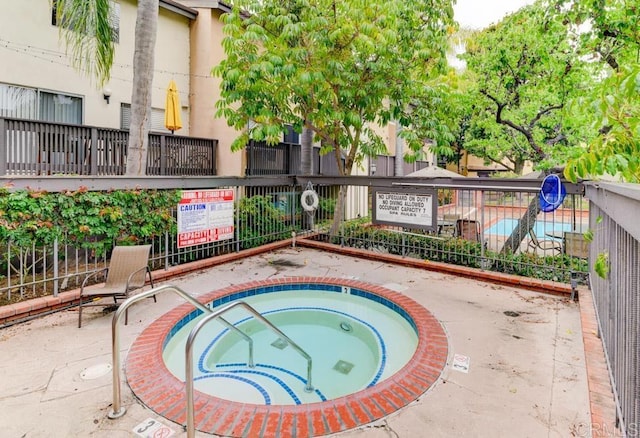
462, 1, 589, 170
554, 0, 640, 183
214, 0, 455, 232
460, 1, 591, 253
56, 0, 158, 176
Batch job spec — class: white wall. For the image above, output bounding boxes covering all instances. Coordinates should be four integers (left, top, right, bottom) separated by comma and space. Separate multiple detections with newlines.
0, 0, 191, 132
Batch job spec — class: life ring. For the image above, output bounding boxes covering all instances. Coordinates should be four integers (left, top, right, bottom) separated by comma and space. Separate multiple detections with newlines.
301, 190, 319, 212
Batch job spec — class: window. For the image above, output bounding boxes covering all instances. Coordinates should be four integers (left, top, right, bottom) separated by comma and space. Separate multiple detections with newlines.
0, 83, 83, 125
120, 104, 172, 132
284, 124, 300, 144
0, 84, 37, 119
51, 0, 120, 43
39, 91, 83, 124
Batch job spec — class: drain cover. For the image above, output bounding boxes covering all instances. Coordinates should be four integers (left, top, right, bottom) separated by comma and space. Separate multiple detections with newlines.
80, 363, 112, 380
333, 360, 354, 375
271, 338, 288, 350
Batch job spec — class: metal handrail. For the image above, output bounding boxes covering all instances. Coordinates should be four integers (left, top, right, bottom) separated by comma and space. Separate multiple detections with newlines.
185, 300, 314, 438
107, 284, 253, 419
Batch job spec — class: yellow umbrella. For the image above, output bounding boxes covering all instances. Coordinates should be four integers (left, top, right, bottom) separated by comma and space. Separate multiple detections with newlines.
164, 79, 182, 133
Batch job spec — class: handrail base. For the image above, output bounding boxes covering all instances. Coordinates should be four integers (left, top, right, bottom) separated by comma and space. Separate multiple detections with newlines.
108, 407, 127, 419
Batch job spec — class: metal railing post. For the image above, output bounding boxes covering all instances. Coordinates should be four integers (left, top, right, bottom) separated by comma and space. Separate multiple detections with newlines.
53, 238, 59, 296
185, 300, 313, 437
107, 285, 254, 419
108, 285, 214, 418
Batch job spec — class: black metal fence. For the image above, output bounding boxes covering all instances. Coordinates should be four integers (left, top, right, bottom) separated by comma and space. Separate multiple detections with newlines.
0, 176, 593, 306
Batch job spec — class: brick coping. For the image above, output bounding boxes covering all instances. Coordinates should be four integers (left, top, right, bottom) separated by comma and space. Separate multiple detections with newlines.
126, 277, 448, 437
578, 289, 621, 437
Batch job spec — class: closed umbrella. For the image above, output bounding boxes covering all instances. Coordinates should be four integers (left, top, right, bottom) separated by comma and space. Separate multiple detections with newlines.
164, 79, 182, 133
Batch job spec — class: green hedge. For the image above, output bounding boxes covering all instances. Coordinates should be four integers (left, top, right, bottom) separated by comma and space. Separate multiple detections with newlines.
0, 188, 180, 257
334, 219, 588, 284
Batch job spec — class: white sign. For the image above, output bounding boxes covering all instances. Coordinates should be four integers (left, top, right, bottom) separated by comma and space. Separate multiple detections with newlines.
375, 192, 434, 227
177, 189, 234, 248
132, 418, 175, 438
452, 353, 470, 373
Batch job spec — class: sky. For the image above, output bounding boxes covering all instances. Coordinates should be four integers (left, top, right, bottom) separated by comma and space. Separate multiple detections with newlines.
453, 0, 536, 29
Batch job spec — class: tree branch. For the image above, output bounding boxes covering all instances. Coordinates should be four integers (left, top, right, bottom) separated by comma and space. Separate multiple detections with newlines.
528, 104, 563, 130
481, 90, 547, 159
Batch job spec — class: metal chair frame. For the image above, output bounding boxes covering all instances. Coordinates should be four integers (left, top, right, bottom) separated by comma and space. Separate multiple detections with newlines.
78, 244, 155, 328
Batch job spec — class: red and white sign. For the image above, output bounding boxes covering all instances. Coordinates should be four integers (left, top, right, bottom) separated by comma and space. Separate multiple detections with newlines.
177, 189, 234, 248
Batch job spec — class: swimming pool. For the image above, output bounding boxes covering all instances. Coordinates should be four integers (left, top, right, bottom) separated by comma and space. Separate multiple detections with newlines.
485, 218, 572, 237
162, 289, 418, 405
126, 278, 448, 437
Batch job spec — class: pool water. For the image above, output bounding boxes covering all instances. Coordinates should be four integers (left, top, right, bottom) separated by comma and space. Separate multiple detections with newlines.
162, 289, 418, 405
485, 218, 572, 237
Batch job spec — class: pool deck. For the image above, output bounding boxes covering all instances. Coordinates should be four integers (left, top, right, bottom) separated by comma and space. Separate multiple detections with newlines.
0, 246, 614, 437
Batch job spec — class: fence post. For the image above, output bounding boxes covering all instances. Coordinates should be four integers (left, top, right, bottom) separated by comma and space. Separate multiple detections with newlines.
53, 238, 59, 296
0, 118, 6, 176
211, 139, 218, 174
160, 134, 167, 175
90, 127, 98, 175
246, 141, 253, 176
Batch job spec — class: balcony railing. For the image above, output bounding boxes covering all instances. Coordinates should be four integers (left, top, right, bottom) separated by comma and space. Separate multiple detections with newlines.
0, 117, 217, 176
1, 117, 437, 178
245, 140, 432, 177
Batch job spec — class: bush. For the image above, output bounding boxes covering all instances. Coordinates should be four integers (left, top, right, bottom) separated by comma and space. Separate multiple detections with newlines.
236, 195, 297, 249
0, 187, 180, 257
334, 219, 588, 283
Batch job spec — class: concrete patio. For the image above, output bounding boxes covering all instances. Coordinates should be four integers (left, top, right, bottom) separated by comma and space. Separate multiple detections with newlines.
0, 247, 595, 437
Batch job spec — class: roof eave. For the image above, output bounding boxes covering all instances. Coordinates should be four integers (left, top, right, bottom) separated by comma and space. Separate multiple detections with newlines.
160, 0, 198, 20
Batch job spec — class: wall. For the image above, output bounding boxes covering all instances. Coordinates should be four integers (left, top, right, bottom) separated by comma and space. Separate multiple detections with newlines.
187, 6, 245, 176
0, 0, 192, 133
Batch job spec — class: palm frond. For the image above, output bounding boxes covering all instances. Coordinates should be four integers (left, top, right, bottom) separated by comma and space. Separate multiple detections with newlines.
55, 0, 115, 86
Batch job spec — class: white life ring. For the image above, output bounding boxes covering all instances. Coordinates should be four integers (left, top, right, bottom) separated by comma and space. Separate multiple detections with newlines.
301, 190, 319, 212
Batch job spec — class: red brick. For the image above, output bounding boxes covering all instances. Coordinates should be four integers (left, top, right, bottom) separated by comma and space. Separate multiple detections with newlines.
294, 410, 310, 438
322, 405, 342, 434
334, 402, 357, 429
345, 399, 372, 424
278, 412, 296, 438
245, 408, 267, 438
263, 409, 281, 438
310, 407, 327, 436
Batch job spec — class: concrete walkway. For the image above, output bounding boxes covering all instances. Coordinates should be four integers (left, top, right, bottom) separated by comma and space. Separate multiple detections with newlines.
0, 247, 591, 437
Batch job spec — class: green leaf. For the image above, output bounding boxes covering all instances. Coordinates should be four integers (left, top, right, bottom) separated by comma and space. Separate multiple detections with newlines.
583, 229, 594, 243
594, 252, 609, 279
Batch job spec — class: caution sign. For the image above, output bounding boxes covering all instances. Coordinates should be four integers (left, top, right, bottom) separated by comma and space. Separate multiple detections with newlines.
372, 188, 437, 231
177, 189, 234, 248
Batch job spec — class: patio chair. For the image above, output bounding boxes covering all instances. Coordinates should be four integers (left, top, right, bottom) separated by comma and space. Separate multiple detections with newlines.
439, 213, 461, 236
78, 244, 155, 328
456, 219, 481, 242
527, 229, 562, 255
